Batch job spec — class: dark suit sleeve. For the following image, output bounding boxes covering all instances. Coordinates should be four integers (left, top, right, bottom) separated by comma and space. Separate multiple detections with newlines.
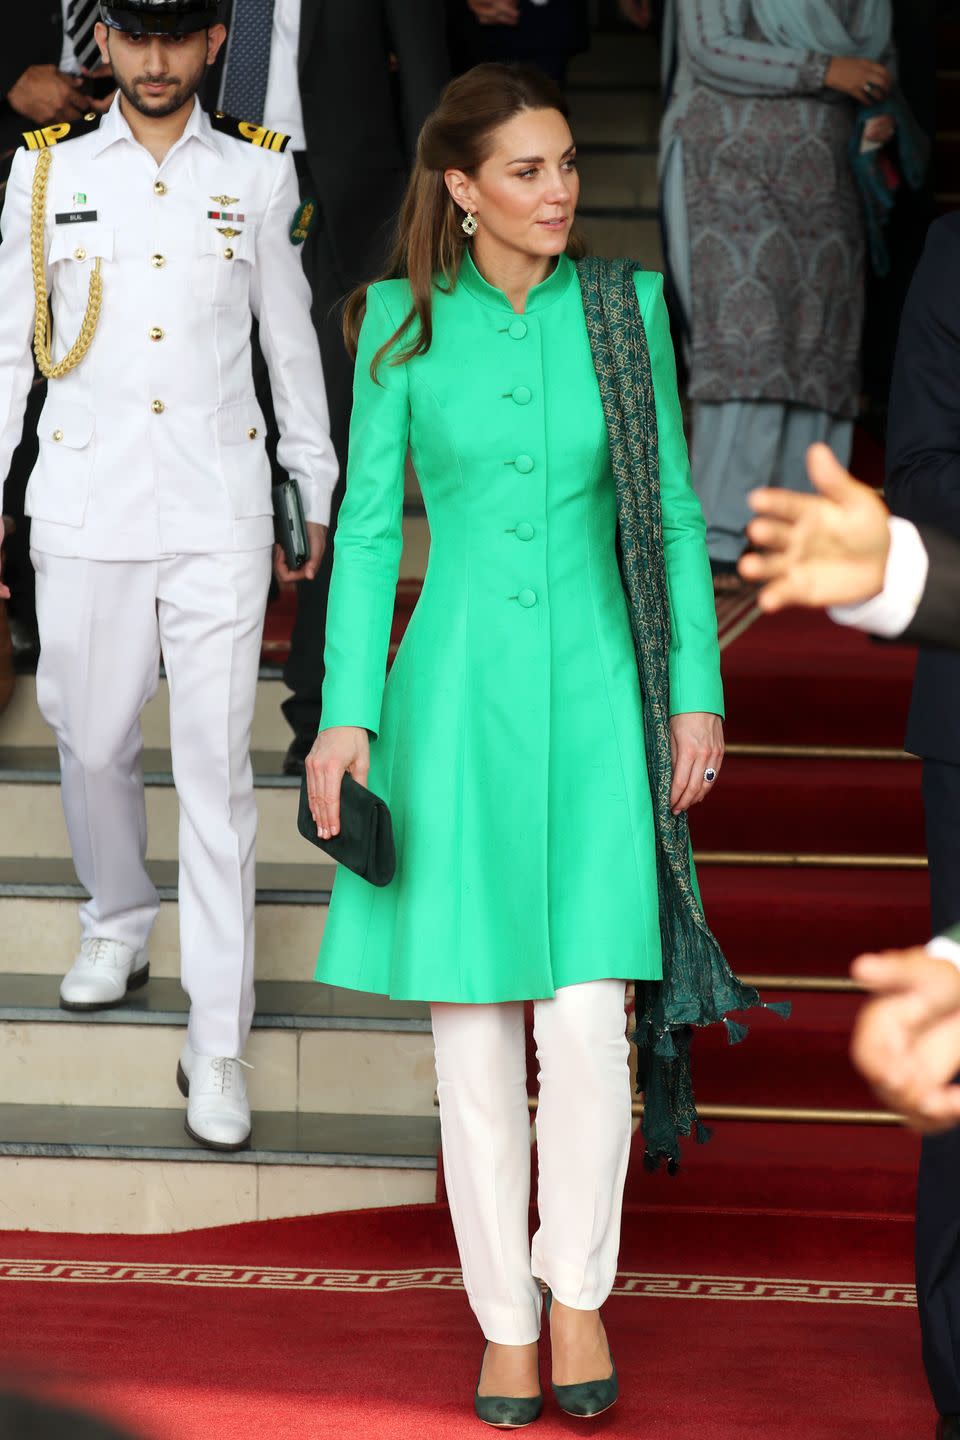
384, 0, 450, 158
0, 5, 63, 162
886, 216, 960, 542
899, 526, 960, 651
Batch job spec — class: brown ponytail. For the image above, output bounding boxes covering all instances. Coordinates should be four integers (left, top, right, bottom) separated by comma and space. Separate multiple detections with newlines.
343, 63, 586, 380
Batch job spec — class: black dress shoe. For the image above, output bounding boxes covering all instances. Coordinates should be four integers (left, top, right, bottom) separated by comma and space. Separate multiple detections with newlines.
9, 615, 40, 674
937, 1415, 960, 1439
283, 730, 315, 777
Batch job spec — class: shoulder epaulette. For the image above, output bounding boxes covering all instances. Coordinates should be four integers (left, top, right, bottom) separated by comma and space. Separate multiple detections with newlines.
20, 112, 102, 151
209, 110, 290, 154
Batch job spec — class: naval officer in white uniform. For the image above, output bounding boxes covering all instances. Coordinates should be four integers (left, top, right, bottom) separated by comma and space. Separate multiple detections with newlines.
0, 0, 338, 1150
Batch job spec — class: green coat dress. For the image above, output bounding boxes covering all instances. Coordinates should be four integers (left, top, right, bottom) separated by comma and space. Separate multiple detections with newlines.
315, 251, 724, 1004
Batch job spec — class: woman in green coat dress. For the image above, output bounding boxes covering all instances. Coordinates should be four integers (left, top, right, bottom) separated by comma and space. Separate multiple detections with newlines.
307, 66, 725, 1427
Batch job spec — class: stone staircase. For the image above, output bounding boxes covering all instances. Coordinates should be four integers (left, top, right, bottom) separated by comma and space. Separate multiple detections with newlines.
0, 24, 664, 1233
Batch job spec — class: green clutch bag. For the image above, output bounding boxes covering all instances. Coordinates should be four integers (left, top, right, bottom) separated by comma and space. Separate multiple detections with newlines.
297, 772, 396, 887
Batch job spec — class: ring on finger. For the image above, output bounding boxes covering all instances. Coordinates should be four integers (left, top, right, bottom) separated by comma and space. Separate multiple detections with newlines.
704, 767, 718, 784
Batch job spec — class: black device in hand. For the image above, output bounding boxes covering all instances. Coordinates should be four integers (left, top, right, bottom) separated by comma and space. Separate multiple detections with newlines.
272, 478, 309, 572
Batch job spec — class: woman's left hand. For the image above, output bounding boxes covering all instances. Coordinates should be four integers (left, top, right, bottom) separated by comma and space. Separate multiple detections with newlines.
669, 712, 724, 816
863, 115, 896, 145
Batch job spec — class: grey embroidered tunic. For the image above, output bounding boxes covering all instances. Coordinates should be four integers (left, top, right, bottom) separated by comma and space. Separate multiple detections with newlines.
662, 0, 894, 420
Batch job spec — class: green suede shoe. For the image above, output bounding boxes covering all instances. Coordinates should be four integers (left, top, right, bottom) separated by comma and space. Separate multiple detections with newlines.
474, 1345, 544, 1430
545, 1290, 620, 1419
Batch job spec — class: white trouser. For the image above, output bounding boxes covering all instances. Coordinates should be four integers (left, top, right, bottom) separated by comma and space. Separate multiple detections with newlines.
432, 980, 632, 1346
32, 548, 272, 1057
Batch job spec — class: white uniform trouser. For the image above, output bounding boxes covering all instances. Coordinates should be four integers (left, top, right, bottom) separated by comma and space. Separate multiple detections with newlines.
32, 548, 272, 1058
432, 980, 632, 1346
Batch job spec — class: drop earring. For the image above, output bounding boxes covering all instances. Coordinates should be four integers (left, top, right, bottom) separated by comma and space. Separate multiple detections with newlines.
461, 210, 478, 237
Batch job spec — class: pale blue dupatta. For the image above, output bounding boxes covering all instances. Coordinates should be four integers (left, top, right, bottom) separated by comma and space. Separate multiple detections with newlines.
749, 0, 892, 60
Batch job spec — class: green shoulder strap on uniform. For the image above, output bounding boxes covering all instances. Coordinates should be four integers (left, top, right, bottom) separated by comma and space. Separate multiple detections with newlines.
209, 110, 291, 153
576, 255, 790, 1172
19, 112, 102, 151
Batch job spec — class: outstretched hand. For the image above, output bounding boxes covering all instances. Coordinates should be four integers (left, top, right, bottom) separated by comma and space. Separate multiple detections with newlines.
851, 948, 960, 1132
738, 444, 891, 612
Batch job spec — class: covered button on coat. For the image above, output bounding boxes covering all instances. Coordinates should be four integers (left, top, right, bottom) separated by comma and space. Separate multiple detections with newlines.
316, 252, 723, 1004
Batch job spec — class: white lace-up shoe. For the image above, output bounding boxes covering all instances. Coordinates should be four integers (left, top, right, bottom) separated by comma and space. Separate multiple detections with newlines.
59, 938, 149, 1011
177, 1041, 252, 1152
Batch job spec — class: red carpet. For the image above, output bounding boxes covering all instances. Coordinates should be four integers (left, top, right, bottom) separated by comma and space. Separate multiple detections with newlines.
239, 519, 931, 1435
0, 1204, 927, 1439
721, 609, 915, 748
690, 755, 924, 856
700, 866, 930, 978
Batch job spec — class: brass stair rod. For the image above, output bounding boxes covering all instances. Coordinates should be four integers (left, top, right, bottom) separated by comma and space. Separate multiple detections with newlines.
694, 851, 927, 869
725, 743, 915, 762
740, 975, 860, 994
523, 1098, 902, 1126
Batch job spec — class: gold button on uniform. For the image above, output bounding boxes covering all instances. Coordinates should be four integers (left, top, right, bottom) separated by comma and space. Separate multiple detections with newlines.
149, 327, 164, 342
153, 180, 168, 196
150, 254, 166, 268
151, 399, 165, 415
84, 112, 96, 122
223, 248, 234, 260
52, 429, 63, 442
247, 427, 258, 440
73, 247, 86, 261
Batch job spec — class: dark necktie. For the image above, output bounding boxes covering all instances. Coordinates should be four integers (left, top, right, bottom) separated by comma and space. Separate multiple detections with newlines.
66, 0, 102, 72
222, 0, 277, 125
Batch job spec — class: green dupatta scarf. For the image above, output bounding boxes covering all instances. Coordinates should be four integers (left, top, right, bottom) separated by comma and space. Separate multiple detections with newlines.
576, 256, 789, 1170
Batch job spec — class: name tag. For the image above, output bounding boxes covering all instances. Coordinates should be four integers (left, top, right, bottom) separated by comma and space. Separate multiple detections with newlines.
55, 210, 98, 225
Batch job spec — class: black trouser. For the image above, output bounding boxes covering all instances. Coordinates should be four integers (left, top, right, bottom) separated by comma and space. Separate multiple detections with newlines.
251, 154, 354, 738
917, 759, 960, 1416
1, 379, 43, 627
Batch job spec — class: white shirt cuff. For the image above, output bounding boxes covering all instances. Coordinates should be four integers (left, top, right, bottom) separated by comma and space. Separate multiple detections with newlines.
829, 517, 929, 638
927, 936, 960, 975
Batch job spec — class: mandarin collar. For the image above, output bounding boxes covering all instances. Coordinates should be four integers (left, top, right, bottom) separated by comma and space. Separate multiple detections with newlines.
89, 94, 220, 159
456, 248, 576, 315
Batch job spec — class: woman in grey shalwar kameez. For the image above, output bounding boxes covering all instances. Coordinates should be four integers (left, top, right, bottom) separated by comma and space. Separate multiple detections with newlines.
661, 0, 895, 571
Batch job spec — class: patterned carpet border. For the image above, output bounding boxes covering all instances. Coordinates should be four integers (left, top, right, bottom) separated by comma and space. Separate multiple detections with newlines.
0, 1261, 916, 1309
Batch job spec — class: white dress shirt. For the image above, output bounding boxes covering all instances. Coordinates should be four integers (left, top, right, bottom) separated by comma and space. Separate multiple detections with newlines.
59, 1, 82, 74
829, 516, 930, 638
218, 0, 307, 152
927, 935, 960, 971
0, 97, 337, 557
263, 0, 307, 152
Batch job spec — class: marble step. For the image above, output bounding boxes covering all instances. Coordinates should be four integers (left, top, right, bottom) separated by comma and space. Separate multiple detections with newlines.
0, 1105, 439, 1232
580, 215, 663, 269
399, 510, 430, 577
0, 973, 429, 1032
0, 745, 299, 788
0, 756, 305, 863
569, 29, 661, 89
0, 672, 291, 750
0, 858, 328, 982
569, 89, 661, 147
577, 147, 659, 210
0, 1008, 437, 1114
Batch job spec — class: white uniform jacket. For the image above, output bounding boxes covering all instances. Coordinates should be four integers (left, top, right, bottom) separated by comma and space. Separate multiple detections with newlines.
0, 98, 338, 559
